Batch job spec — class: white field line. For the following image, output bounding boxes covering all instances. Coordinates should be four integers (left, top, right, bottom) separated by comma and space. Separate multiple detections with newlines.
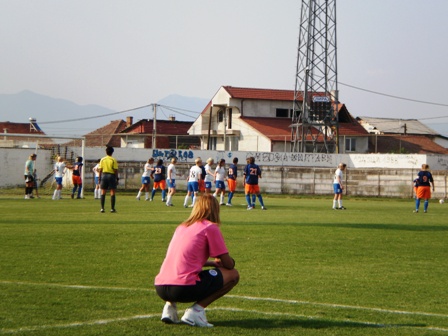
2, 280, 448, 319
2, 279, 448, 333
0, 314, 156, 334
2, 307, 448, 334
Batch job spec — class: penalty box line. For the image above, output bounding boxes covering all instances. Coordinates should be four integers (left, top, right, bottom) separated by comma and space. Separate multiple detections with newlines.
2, 280, 448, 319
2, 308, 448, 334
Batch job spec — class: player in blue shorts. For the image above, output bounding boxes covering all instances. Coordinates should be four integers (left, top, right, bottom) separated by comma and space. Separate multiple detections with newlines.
184, 158, 203, 208
136, 158, 154, 201
213, 159, 226, 205
332, 163, 346, 210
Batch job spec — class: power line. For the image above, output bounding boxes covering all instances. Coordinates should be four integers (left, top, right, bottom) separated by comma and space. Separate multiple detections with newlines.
339, 81, 448, 108
39, 104, 153, 125
37, 103, 202, 125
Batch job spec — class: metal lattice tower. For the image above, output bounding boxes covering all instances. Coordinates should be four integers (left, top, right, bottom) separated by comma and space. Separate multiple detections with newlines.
291, 0, 339, 153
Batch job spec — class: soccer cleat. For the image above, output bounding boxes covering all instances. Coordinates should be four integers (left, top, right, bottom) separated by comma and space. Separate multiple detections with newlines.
247, 206, 254, 210
184, 204, 188, 208
261, 206, 267, 210
226, 203, 232, 206
162, 199, 166, 202
110, 209, 116, 213
136, 196, 140, 201
100, 209, 105, 213
161, 302, 179, 324
76, 196, 82, 199
71, 194, 74, 199
413, 210, 419, 213
166, 203, 174, 207
339, 206, 346, 210
24, 195, 30, 199
424, 210, 427, 213
188, 204, 194, 208
332, 207, 338, 210
220, 203, 225, 205
149, 198, 153, 202
181, 306, 213, 327
145, 198, 149, 201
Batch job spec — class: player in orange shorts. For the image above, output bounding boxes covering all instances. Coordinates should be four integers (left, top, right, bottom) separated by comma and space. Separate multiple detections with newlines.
70, 157, 83, 199
414, 164, 435, 213
243, 157, 266, 210
226, 157, 238, 206
150, 159, 167, 202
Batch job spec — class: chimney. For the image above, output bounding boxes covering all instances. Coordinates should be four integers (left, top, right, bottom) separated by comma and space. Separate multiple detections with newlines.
168, 115, 176, 122
126, 116, 133, 127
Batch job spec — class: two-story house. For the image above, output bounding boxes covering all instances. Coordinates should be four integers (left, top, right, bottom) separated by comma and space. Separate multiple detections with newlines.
188, 86, 369, 153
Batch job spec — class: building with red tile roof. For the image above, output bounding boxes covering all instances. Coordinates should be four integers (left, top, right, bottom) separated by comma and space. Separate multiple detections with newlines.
66, 116, 198, 149
119, 117, 198, 149
0, 119, 51, 147
188, 86, 369, 152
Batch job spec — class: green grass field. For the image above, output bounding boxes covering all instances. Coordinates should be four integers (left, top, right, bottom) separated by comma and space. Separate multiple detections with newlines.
1, 191, 447, 335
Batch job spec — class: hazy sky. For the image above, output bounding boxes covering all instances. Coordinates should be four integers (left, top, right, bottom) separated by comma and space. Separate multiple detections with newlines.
1, 0, 447, 133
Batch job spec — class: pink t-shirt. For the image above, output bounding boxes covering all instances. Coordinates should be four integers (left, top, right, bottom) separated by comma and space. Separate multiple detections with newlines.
155, 220, 229, 286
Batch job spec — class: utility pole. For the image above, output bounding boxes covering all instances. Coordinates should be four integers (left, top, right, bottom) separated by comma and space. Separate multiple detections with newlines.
291, 0, 339, 153
152, 104, 157, 149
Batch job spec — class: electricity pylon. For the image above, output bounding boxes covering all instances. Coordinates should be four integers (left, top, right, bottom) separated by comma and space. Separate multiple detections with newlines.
291, 0, 339, 153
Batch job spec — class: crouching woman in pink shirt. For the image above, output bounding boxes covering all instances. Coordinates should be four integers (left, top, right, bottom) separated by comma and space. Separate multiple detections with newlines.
154, 194, 239, 328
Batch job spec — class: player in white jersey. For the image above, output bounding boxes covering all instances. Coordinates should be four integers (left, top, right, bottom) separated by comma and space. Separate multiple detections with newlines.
52, 156, 66, 200
136, 158, 154, 201
93, 159, 101, 199
166, 158, 177, 206
204, 158, 215, 194
184, 158, 203, 208
332, 163, 347, 210
213, 159, 226, 205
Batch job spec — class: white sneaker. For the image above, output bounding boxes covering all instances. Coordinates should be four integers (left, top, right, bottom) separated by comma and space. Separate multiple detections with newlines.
261, 206, 267, 210
161, 302, 179, 324
247, 206, 254, 210
181, 306, 213, 327
226, 203, 232, 206
24, 195, 30, 199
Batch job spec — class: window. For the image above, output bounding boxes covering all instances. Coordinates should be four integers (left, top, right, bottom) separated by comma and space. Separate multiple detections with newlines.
276, 108, 289, 118
345, 138, 357, 152
217, 110, 224, 123
228, 108, 232, 129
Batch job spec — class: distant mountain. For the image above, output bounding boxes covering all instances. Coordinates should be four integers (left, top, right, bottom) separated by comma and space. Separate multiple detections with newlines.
0, 90, 208, 138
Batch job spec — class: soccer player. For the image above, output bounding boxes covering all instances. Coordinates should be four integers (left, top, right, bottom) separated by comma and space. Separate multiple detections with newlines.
24, 153, 37, 199
198, 161, 206, 194
204, 158, 214, 195
226, 157, 238, 206
93, 159, 101, 199
332, 163, 347, 210
213, 159, 226, 205
244, 157, 256, 207
52, 156, 66, 200
414, 164, 435, 213
155, 195, 239, 327
136, 158, 154, 201
243, 157, 266, 210
150, 159, 167, 202
184, 158, 203, 208
166, 158, 177, 206
98, 146, 119, 213
70, 156, 83, 199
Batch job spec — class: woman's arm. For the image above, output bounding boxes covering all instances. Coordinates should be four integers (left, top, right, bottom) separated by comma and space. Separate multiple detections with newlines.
205, 253, 235, 270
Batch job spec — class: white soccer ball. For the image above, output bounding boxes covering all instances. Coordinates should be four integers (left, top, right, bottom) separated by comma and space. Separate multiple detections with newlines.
440, 199, 445, 204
